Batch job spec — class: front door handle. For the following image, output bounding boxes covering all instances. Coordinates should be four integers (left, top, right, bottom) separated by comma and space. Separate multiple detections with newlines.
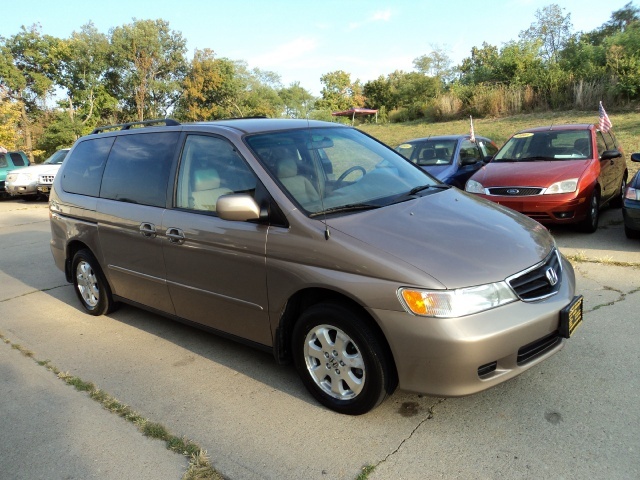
139, 222, 157, 238
166, 227, 185, 245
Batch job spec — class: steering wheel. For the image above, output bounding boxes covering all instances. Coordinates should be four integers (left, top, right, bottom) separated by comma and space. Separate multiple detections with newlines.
337, 166, 366, 184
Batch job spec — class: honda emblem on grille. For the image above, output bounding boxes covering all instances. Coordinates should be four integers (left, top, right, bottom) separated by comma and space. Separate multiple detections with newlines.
545, 267, 558, 286
506, 188, 520, 195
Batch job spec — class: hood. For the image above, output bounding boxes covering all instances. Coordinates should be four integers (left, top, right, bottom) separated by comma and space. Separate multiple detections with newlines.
472, 160, 591, 187
327, 188, 554, 289
10, 164, 62, 176
422, 164, 455, 182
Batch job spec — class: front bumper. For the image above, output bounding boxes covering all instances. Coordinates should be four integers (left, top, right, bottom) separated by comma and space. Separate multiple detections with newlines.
370, 255, 577, 397
623, 198, 640, 231
476, 193, 588, 225
5, 182, 37, 196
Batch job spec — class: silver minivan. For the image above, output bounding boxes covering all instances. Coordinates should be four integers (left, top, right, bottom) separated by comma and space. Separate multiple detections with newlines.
49, 118, 582, 415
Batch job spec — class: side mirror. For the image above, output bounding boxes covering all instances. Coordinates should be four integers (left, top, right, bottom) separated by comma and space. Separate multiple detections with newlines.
483, 155, 494, 163
601, 149, 622, 161
217, 194, 262, 221
630, 152, 640, 163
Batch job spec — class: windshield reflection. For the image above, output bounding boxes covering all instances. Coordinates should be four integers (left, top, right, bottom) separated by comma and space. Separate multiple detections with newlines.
246, 127, 438, 214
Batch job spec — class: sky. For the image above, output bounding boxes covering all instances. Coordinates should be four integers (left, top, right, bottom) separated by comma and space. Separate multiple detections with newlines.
2, 0, 630, 96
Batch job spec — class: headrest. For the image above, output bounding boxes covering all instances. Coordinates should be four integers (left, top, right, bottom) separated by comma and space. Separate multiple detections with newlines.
193, 168, 221, 191
574, 138, 588, 149
277, 157, 298, 178
421, 148, 435, 159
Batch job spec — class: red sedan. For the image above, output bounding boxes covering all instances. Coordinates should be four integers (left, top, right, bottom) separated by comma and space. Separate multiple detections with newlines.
465, 124, 628, 233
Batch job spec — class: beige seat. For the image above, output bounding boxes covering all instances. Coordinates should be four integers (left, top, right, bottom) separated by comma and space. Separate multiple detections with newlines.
276, 156, 320, 205
191, 167, 232, 212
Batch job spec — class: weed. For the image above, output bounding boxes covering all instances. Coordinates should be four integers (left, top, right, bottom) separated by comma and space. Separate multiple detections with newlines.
356, 465, 376, 480
0, 335, 220, 480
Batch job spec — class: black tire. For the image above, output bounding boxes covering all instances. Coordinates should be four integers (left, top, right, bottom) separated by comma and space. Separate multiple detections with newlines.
292, 302, 396, 415
625, 225, 640, 239
578, 190, 599, 233
610, 176, 626, 209
71, 249, 117, 316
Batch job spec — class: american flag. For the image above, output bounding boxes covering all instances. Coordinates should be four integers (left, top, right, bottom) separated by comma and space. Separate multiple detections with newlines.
599, 101, 612, 133
469, 115, 476, 142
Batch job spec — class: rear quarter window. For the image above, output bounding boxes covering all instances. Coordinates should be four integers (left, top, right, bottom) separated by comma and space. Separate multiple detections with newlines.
61, 137, 115, 197
100, 132, 179, 207
10, 153, 27, 166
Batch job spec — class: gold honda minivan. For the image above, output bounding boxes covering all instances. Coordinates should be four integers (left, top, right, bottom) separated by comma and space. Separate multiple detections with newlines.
49, 118, 582, 415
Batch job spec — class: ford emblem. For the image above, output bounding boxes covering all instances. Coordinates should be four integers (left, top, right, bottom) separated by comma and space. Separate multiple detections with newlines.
506, 188, 520, 195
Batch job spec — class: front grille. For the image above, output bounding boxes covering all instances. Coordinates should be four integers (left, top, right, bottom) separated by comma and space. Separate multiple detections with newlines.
517, 331, 561, 365
507, 249, 562, 301
487, 187, 543, 196
39, 174, 55, 184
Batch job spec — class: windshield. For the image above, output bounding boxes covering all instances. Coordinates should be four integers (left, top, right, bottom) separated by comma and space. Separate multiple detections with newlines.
246, 127, 439, 214
396, 139, 457, 166
43, 149, 69, 165
494, 130, 591, 162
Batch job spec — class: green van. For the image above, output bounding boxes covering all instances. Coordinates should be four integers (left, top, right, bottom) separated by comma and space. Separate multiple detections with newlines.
0, 150, 30, 197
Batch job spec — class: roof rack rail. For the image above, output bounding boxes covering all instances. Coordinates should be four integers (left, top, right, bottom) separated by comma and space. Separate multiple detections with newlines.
91, 118, 180, 134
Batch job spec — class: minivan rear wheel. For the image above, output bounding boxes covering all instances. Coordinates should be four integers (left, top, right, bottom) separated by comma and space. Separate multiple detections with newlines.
72, 249, 117, 316
292, 302, 395, 415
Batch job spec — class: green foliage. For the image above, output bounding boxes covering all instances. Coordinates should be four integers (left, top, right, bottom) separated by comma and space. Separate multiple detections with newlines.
279, 82, 315, 118
109, 19, 188, 121
36, 112, 79, 157
316, 70, 364, 112
519, 3, 573, 63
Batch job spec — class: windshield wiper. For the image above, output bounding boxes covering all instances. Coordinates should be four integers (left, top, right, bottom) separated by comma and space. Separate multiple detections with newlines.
309, 203, 381, 217
408, 184, 450, 195
520, 156, 555, 161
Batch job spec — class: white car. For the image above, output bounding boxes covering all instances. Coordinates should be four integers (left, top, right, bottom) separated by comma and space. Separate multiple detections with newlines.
5, 149, 69, 198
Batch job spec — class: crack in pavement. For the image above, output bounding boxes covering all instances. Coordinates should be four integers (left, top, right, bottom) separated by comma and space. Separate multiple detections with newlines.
366, 397, 446, 476
0, 283, 71, 304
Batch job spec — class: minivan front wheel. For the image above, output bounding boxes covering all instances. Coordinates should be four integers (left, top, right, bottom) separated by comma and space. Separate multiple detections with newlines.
292, 303, 395, 415
72, 249, 116, 316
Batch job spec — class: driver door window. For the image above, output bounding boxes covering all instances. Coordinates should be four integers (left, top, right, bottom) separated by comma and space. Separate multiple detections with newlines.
176, 135, 257, 213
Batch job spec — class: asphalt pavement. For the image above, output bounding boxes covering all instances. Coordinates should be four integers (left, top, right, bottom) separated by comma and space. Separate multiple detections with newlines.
0, 199, 638, 480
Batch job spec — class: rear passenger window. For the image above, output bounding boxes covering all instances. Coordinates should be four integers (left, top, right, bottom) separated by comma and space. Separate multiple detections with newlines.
61, 137, 115, 197
100, 132, 179, 207
10, 153, 26, 166
175, 134, 257, 213
0, 155, 7, 168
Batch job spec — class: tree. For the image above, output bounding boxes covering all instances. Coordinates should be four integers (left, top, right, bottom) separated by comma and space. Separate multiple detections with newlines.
278, 82, 315, 118
109, 19, 187, 121
316, 70, 364, 112
519, 4, 573, 63
413, 45, 453, 82
0, 24, 59, 159
0, 89, 22, 149
54, 22, 115, 131
177, 49, 240, 120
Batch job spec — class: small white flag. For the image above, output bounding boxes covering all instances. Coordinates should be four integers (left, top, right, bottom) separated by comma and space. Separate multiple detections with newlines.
469, 116, 476, 143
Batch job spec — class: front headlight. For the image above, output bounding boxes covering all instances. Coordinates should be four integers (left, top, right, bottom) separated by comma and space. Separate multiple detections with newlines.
399, 282, 517, 318
544, 178, 578, 195
465, 179, 485, 194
